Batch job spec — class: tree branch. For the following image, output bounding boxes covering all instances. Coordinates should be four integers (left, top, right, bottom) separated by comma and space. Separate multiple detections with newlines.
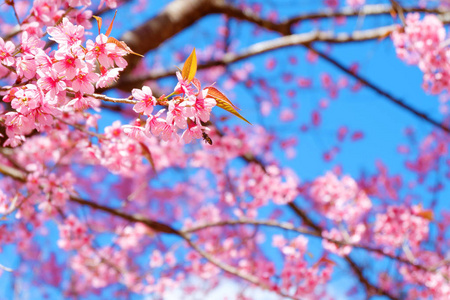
213, 2, 450, 135
115, 25, 398, 90
306, 44, 450, 134
0, 161, 301, 299
180, 232, 299, 300
120, 0, 221, 73
183, 218, 440, 274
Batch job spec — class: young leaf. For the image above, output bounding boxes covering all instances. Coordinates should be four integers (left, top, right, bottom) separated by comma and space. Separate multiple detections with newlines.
207, 87, 239, 109
107, 37, 144, 57
417, 209, 434, 221
140, 142, 157, 174
207, 87, 251, 124
93, 15, 102, 35
105, 10, 117, 37
182, 48, 197, 81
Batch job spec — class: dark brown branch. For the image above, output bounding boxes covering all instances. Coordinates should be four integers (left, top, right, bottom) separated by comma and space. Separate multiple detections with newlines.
69, 195, 180, 235
0, 161, 179, 235
120, 0, 221, 73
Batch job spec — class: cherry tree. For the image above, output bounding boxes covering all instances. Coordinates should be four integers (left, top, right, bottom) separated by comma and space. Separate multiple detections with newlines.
0, 0, 450, 299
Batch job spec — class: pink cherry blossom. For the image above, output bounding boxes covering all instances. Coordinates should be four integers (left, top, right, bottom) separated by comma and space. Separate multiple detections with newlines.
47, 18, 85, 49
0, 37, 15, 66
132, 86, 156, 116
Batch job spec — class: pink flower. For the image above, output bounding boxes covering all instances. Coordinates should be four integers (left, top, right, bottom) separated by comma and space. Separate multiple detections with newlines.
160, 122, 177, 141
37, 69, 67, 100
96, 67, 122, 88
174, 71, 194, 95
34, 49, 53, 72
346, 0, 365, 8
85, 34, 115, 67
150, 250, 163, 268
16, 56, 37, 79
20, 31, 44, 55
54, 49, 84, 80
71, 63, 99, 94
47, 18, 84, 49
4, 112, 35, 136
122, 119, 146, 141
132, 86, 156, 116
98, 0, 118, 9
0, 37, 15, 66
66, 92, 97, 111
11, 85, 42, 114
167, 101, 188, 129
57, 215, 90, 250
181, 124, 203, 143
310, 172, 372, 224
374, 205, 430, 249
145, 109, 166, 136
108, 47, 128, 68
67, 0, 91, 7
184, 89, 216, 123
31, 0, 60, 25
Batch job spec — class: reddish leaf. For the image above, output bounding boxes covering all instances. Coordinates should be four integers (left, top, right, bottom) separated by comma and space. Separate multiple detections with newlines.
206, 87, 251, 124
139, 142, 156, 174
207, 87, 238, 110
107, 37, 144, 57
92, 15, 102, 35
105, 10, 117, 37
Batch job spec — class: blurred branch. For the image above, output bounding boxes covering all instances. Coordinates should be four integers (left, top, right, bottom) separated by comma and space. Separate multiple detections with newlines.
0, 160, 445, 299
183, 218, 441, 273
68, 195, 180, 235
306, 44, 450, 134
116, 25, 398, 90
0, 157, 402, 300
213, 2, 450, 135
212, 2, 448, 35
66, 87, 138, 104
120, 0, 220, 73
234, 150, 400, 299
0, 160, 302, 299
181, 232, 299, 300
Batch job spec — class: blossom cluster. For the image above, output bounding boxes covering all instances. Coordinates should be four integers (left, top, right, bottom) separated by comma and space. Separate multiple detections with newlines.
391, 13, 449, 94
310, 172, 372, 255
310, 171, 372, 224
0, 17, 128, 147
272, 235, 333, 296
374, 204, 430, 250
127, 77, 216, 144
